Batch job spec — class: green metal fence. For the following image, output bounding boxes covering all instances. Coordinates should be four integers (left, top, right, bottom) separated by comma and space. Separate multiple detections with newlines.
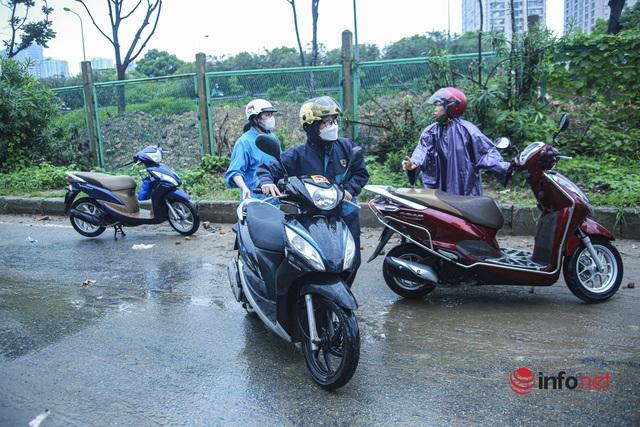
51, 85, 90, 164
355, 52, 497, 144
92, 73, 200, 169
49, 52, 496, 170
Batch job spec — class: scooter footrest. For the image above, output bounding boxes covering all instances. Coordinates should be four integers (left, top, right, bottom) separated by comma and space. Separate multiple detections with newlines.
487, 248, 547, 270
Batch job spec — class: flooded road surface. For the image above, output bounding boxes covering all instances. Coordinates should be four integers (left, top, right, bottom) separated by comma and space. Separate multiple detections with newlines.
1, 215, 639, 426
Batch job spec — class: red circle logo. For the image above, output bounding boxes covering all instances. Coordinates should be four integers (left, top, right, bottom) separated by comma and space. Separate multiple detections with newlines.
509, 368, 535, 395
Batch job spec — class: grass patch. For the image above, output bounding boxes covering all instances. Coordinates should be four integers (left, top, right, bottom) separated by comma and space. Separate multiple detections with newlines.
1, 157, 636, 209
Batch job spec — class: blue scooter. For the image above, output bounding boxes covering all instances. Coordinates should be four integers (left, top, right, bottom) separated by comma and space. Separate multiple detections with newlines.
64, 145, 199, 239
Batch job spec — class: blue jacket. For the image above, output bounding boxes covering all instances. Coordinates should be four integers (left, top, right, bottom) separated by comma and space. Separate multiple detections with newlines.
224, 127, 281, 200
256, 137, 369, 217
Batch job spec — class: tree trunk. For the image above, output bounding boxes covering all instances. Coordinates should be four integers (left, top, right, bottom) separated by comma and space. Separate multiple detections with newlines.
507, 0, 516, 108
309, 0, 320, 95
608, 0, 626, 34
116, 66, 126, 114
310, 0, 319, 66
287, 0, 305, 66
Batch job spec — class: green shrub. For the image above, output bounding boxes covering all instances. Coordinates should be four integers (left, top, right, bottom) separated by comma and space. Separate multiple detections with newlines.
0, 58, 65, 170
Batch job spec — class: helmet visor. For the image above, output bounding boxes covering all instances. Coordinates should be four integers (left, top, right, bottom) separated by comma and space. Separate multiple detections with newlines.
428, 88, 452, 105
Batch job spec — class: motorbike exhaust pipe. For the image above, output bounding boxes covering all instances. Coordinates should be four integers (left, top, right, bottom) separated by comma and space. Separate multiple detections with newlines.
384, 256, 439, 285
69, 208, 103, 226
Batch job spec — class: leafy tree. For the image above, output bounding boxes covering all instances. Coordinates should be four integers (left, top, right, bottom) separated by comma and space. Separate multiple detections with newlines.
136, 49, 184, 77
620, 1, 640, 30
324, 43, 381, 64
262, 46, 300, 68
2, 0, 55, 58
0, 57, 63, 169
382, 34, 444, 59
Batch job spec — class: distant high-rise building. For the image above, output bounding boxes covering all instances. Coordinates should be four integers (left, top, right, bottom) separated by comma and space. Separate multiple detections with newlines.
462, 0, 547, 39
14, 43, 44, 78
41, 59, 70, 78
91, 57, 114, 70
564, 0, 638, 35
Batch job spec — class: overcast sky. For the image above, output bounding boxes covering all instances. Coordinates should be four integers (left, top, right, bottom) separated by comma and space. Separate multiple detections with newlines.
1, 0, 564, 75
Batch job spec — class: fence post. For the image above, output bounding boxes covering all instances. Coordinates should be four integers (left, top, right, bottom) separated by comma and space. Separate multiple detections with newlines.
341, 30, 354, 140
196, 52, 212, 156
81, 61, 100, 167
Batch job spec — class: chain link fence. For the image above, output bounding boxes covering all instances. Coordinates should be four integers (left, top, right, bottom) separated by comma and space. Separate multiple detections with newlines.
50, 53, 496, 169
93, 74, 200, 169
51, 85, 90, 166
205, 65, 342, 155
356, 53, 497, 147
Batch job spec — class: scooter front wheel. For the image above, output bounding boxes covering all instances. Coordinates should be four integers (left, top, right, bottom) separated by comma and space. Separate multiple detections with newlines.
383, 244, 436, 298
167, 200, 200, 235
563, 237, 623, 303
300, 296, 360, 390
69, 198, 106, 238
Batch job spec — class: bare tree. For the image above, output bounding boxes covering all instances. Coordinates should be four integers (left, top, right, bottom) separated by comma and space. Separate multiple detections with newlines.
74, 0, 163, 113
310, 0, 320, 66
608, 0, 626, 34
2, 0, 55, 58
285, 0, 305, 66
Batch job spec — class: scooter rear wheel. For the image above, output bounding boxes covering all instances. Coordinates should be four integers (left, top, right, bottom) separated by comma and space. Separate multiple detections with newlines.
563, 237, 623, 303
300, 297, 360, 390
383, 244, 436, 298
69, 198, 106, 238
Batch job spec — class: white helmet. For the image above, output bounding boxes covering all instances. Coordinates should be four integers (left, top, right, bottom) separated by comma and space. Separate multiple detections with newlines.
245, 99, 277, 120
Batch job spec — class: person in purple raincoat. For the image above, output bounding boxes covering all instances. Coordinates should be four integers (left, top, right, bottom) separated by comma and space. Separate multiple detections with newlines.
402, 87, 510, 196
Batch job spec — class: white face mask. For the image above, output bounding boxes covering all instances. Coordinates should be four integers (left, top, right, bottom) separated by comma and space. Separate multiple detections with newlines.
319, 123, 339, 141
259, 116, 276, 131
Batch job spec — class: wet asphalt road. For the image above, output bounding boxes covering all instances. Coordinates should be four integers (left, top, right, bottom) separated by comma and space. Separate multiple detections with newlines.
0, 215, 639, 426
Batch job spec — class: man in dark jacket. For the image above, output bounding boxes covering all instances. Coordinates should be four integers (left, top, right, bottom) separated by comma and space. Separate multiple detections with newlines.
257, 96, 369, 280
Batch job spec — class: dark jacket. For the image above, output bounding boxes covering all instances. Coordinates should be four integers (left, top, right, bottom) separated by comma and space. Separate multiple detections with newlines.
257, 137, 369, 210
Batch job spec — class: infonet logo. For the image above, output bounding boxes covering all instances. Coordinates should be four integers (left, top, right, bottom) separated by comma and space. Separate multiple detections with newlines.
509, 368, 612, 395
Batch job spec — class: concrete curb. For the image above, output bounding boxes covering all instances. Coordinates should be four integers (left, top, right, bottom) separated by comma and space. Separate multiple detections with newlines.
1, 196, 638, 239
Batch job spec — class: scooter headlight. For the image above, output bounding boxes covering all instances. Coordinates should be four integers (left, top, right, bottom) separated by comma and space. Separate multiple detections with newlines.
343, 228, 356, 270
151, 171, 178, 186
304, 183, 339, 210
285, 226, 325, 271
148, 148, 163, 163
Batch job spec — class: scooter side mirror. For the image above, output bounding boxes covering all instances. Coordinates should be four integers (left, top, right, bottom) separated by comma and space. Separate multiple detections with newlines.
255, 135, 281, 160
255, 134, 288, 182
495, 137, 511, 149
557, 113, 570, 132
553, 113, 570, 143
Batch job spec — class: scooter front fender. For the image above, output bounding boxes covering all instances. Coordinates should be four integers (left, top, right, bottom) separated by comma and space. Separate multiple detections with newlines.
564, 217, 615, 257
165, 188, 191, 202
299, 277, 358, 310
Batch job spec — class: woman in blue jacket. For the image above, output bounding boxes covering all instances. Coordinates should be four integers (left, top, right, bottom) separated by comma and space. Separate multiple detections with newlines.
224, 99, 281, 200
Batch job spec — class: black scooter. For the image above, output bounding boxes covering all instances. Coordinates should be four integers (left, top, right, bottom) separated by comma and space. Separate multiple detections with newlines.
228, 135, 362, 390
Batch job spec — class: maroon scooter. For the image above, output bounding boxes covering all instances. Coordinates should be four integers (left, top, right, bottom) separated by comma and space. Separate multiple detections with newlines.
365, 114, 623, 303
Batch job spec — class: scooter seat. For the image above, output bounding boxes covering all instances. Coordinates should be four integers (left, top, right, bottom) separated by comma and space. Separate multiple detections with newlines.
245, 202, 285, 252
391, 188, 504, 230
71, 172, 136, 191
